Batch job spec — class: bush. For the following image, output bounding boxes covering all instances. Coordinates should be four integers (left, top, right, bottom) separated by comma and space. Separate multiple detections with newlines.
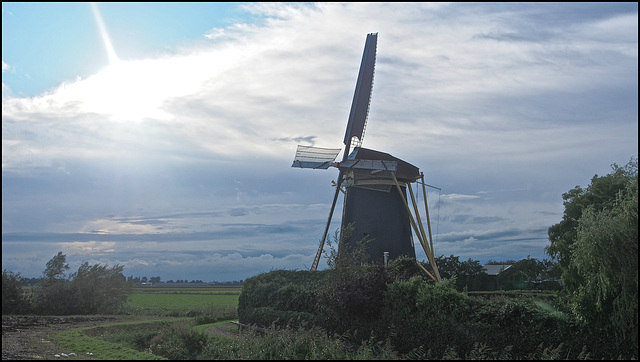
2, 269, 31, 314
385, 255, 424, 282
238, 264, 638, 359
317, 265, 387, 320
149, 320, 208, 360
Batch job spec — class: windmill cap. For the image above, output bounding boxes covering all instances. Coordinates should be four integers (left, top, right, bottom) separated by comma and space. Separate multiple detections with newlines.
350, 147, 419, 182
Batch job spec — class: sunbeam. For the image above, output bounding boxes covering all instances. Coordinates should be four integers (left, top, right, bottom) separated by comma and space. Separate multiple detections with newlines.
90, 2, 119, 65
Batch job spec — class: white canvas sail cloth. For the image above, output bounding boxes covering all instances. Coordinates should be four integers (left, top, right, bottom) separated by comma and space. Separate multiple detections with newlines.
291, 145, 341, 169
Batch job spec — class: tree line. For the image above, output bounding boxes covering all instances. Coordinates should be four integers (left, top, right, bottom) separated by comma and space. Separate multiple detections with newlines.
429, 254, 561, 292
2, 254, 246, 315
3, 252, 129, 315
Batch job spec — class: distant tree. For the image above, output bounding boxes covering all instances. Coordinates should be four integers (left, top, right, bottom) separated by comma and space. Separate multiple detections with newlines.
35, 251, 71, 314
433, 255, 486, 291
43, 251, 69, 280
497, 256, 545, 290
21, 277, 41, 286
68, 262, 130, 314
2, 270, 31, 314
141, 276, 148, 283
34, 252, 131, 315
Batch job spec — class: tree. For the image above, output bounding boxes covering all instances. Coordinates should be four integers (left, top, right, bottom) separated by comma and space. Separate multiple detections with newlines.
2, 270, 30, 314
69, 262, 129, 314
35, 251, 71, 314
547, 156, 638, 351
497, 256, 545, 290
43, 251, 69, 280
34, 252, 131, 315
570, 170, 638, 350
546, 157, 638, 293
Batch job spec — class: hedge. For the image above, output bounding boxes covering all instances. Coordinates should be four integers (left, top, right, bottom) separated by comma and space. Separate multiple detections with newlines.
237, 261, 636, 359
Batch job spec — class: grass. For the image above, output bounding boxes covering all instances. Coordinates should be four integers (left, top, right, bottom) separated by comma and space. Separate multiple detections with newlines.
51, 285, 242, 360
123, 286, 240, 317
132, 286, 241, 294
54, 320, 168, 360
127, 293, 239, 311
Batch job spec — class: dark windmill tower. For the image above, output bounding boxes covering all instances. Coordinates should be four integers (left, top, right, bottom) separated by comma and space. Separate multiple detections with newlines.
292, 33, 441, 280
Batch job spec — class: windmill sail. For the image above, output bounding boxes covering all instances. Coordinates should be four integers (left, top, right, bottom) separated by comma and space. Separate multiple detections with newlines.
292, 145, 341, 169
343, 32, 377, 153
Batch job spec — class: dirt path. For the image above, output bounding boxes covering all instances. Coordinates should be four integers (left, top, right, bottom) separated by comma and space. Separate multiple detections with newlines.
203, 322, 239, 339
2, 316, 240, 360
1, 316, 143, 360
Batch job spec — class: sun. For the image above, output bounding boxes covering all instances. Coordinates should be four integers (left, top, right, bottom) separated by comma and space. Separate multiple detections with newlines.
78, 61, 174, 122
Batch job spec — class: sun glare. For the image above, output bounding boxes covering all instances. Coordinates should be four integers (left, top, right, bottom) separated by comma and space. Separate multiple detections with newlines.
79, 61, 173, 122
48, 3, 243, 123
90, 2, 119, 66
82, 3, 173, 122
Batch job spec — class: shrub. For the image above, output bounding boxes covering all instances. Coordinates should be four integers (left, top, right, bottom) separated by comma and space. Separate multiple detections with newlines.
149, 320, 208, 360
2, 269, 31, 314
317, 265, 387, 320
385, 255, 424, 282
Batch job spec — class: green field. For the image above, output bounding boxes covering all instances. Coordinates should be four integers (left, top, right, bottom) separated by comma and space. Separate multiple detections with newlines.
125, 285, 241, 316
54, 286, 242, 359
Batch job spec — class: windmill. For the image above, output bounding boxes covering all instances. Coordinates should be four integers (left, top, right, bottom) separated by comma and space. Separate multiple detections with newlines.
292, 33, 441, 281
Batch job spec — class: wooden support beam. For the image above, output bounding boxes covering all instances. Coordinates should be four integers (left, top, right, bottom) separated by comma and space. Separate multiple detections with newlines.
390, 172, 437, 282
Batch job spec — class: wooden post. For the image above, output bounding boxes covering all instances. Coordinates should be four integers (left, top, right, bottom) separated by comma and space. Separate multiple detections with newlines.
390, 172, 438, 282
420, 173, 441, 281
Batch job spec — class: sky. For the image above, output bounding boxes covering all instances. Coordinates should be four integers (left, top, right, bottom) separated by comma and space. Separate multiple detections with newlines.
2, 2, 638, 282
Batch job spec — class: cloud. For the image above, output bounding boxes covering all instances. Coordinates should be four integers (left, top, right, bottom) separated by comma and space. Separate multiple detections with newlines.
2, 3, 637, 280
203, 27, 227, 40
